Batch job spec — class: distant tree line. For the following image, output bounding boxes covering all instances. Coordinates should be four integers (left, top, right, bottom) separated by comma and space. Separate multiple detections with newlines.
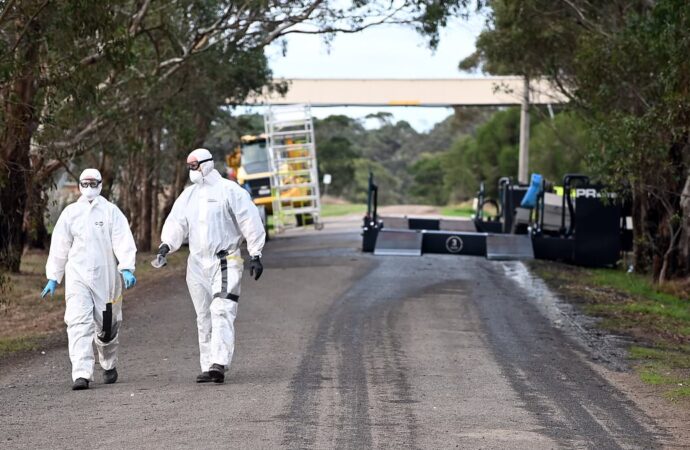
311, 107, 588, 207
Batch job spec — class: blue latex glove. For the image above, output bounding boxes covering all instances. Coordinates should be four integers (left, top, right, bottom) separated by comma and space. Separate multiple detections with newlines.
122, 270, 136, 289
520, 173, 543, 209
41, 279, 58, 298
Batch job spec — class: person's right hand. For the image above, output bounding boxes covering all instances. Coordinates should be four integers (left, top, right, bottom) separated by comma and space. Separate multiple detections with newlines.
151, 244, 170, 269
41, 279, 58, 298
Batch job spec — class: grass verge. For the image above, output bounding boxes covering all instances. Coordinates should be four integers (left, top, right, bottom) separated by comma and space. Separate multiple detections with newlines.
321, 203, 367, 217
0, 335, 42, 354
441, 199, 497, 218
529, 260, 690, 403
441, 205, 475, 217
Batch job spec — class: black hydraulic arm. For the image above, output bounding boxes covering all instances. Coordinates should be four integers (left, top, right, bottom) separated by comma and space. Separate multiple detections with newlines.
366, 171, 378, 223
561, 174, 590, 236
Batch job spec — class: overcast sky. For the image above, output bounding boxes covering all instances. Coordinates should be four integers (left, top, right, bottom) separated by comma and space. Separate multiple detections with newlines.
238, 14, 486, 132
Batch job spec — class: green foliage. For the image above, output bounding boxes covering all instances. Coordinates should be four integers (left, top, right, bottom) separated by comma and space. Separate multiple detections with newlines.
460, 0, 581, 77
351, 159, 402, 205
574, 0, 690, 188
314, 115, 367, 198
463, 0, 690, 279
529, 112, 589, 183
312, 109, 494, 205
311, 105, 587, 207
414, 0, 485, 48
408, 154, 449, 205
317, 136, 361, 197
443, 108, 523, 201
441, 136, 478, 201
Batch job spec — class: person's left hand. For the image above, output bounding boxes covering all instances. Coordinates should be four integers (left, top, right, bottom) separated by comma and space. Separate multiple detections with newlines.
122, 270, 137, 289
249, 256, 263, 281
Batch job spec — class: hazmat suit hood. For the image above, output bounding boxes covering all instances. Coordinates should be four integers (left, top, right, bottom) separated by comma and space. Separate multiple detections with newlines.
79, 168, 103, 201
188, 148, 214, 184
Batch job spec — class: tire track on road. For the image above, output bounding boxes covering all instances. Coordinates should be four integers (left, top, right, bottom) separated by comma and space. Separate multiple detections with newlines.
283, 256, 426, 449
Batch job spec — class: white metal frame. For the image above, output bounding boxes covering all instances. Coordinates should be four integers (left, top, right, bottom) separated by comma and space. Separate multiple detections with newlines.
264, 104, 322, 233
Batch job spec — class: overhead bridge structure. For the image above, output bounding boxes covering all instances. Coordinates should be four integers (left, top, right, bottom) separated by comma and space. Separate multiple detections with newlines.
253, 77, 567, 107
248, 77, 569, 182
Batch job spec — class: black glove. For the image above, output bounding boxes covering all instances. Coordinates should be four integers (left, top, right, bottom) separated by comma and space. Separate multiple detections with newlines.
158, 244, 170, 257
249, 256, 263, 280
151, 244, 170, 269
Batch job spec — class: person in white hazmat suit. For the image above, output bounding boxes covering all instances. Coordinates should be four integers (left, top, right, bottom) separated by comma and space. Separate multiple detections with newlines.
41, 168, 137, 391
153, 148, 265, 384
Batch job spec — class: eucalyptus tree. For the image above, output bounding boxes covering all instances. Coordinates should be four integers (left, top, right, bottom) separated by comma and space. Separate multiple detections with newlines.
462, 0, 690, 281
0, 0, 480, 270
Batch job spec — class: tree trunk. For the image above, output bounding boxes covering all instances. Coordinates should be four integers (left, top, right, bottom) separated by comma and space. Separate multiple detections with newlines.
123, 147, 141, 248
24, 181, 49, 249
680, 174, 690, 271
151, 166, 160, 247
151, 128, 162, 246
0, 18, 40, 272
137, 128, 154, 252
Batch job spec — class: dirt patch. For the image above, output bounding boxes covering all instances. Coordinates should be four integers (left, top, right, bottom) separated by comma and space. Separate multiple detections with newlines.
321, 195, 352, 205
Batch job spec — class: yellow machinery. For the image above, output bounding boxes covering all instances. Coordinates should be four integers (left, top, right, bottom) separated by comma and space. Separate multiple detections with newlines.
228, 134, 274, 213
227, 128, 321, 232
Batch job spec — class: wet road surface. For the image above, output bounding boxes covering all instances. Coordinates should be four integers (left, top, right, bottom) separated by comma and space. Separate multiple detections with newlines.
0, 230, 671, 448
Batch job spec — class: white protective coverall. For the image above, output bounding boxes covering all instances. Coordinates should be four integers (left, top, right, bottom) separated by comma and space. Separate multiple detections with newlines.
46, 195, 137, 381
161, 168, 265, 372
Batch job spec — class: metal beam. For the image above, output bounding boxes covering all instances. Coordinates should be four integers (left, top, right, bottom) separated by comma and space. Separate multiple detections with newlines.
246, 77, 567, 107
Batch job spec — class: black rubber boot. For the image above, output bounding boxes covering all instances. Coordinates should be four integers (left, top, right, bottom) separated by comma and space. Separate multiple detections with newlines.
196, 372, 213, 383
208, 364, 225, 384
72, 378, 89, 390
103, 368, 118, 384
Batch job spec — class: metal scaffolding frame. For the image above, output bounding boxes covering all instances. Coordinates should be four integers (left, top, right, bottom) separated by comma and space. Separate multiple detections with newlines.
264, 104, 322, 233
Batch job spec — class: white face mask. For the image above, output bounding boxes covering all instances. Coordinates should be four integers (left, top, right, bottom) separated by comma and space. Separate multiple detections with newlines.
79, 185, 102, 200
189, 170, 203, 184
189, 160, 213, 184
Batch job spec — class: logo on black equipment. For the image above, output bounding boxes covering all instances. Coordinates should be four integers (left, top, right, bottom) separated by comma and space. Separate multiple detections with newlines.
445, 235, 463, 253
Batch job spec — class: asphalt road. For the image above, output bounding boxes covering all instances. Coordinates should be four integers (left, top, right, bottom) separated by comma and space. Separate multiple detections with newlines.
0, 228, 673, 449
